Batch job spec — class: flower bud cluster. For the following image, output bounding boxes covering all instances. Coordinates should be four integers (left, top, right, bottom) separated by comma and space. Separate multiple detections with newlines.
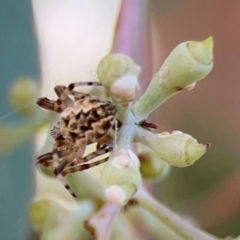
95, 37, 213, 204
24, 36, 215, 240
29, 37, 213, 213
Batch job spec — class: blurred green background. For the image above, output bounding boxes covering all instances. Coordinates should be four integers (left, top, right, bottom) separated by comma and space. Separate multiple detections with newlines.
0, 0, 38, 239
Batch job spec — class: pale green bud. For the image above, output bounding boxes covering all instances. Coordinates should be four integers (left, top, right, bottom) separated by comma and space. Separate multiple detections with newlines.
133, 37, 214, 120
135, 130, 209, 167
29, 199, 70, 232
97, 54, 141, 87
101, 149, 142, 205
97, 54, 141, 107
29, 199, 94, 239
156, 132, 209, 167
139, 147, 170, 180
8, 78, 39, 119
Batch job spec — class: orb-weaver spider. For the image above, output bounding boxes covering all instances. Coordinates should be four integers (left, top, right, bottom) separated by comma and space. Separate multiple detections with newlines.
36, 82, 117, 198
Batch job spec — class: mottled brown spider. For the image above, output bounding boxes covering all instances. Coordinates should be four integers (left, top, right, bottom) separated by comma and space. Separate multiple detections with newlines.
36, 82, 117, 198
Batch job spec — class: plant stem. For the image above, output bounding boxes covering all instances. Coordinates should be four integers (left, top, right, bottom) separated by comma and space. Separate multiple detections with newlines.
135, 187, 219, 240
125, 207, 184, 240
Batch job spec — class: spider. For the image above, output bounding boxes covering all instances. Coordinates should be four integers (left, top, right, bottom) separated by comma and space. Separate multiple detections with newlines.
36, 82, 117, 198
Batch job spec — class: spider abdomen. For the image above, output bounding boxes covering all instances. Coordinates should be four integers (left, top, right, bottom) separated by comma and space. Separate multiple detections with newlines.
60, 98, 116, 144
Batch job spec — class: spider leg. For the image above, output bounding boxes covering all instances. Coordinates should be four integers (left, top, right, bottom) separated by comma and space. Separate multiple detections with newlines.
52, 140, 75, 171
36, 97, 58, 112
36, 85, 74, 113
52, 139, 87, 198
36, 152, 53, 164
53, 149, 77, 198
54, 85, 73, 106
39, 144, 111, 168
36, 139, 70, 164
63, 144, 112, 176
74, 138, 92, 163
82, 144, 112, 162
36, 96, 72, 113
54, 81, 102, 111
37, 139, 73, 169
36, 149, 71, 166
54, 154, 76, 176
70, 144, 112, 166
37, 141, 78, 197
96, 135, 113, 149
63, 156, 109, 176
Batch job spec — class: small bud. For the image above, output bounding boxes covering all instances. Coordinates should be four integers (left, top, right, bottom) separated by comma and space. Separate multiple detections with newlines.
8, 78, 39, 119
101, 149, 141, 205
97, 54, 141, 87
110, 75, 140, 102
29, 199, 70, 232
139, 149, 170, 180
136, 129, 209, 167
111, 149, 139, 168
29, 198, 94, 239
133, 37, 214, 120
105, 185, 125, 205
157, 132, 208, 167
97, 54, 140, 106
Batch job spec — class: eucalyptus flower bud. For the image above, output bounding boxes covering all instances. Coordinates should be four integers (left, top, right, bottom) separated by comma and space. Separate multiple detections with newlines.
101, 149, 141, 205
8, 78, 39, 119
29, 199, 94, 239
138, 147, 170, 180
133, 36, 214, 120
29, 199, 70, 232
97, 54, 141, 107
97, 54, 140, 87
135, 129, 210, 167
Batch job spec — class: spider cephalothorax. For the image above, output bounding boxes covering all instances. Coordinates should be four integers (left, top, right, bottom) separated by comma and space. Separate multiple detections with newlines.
36, 82, 117, 198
